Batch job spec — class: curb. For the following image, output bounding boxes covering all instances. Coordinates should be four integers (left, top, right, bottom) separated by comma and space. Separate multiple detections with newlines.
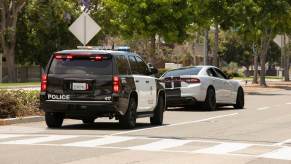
0, 116, 44, 126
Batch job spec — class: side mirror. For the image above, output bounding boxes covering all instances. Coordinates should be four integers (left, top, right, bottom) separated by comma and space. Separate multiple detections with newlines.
147, 63, 158, 75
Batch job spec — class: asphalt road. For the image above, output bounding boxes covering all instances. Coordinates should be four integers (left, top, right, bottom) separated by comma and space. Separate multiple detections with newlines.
0, 89, 291, 164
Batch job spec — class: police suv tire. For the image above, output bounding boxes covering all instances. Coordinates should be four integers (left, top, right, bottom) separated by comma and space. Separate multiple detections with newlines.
234, 87, 244, 109
204, 88, 216, 111
150, 95, 165, 125
119, 98, 137, 129
45, 112, 64, 128
82, 118, 95, 124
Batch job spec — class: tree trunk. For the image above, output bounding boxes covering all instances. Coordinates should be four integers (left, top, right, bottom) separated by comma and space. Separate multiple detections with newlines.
259, 34, 271, 87
203, 30, 209, 65
253, 54, 258, 84
213, 23, 219, 67
0, 0, 26, 82
5, 47, 17, 82
283, 35, 290, 81
285, 52, 290, 81
260, 51, 267, 87
149, 35, 156, 66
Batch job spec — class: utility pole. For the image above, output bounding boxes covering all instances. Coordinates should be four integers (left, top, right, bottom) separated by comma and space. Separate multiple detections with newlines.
204, 30, 209, 65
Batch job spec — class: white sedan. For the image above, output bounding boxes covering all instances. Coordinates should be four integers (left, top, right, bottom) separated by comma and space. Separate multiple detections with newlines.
160, 66, 244, 110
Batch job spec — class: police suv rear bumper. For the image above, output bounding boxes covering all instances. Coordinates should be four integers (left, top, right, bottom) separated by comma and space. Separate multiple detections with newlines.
40, 91, 121, 118
41, 100, 117, 114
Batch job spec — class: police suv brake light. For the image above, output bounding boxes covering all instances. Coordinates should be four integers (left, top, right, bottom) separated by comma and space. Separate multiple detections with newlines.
41, 74, 47, 92
54, 54, 73, 59
113, 76, 120, 93
95, 56, 103, 61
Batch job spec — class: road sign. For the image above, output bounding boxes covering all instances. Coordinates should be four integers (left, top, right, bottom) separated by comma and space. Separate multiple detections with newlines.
274, 35, 289, 48
69, 12, 101, 46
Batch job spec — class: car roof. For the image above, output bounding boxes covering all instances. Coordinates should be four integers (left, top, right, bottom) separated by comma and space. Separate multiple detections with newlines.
55, 49, 140, 57
167, 65, 217, 71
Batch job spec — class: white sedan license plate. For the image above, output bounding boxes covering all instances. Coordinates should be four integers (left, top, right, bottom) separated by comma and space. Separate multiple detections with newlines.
72, 83, 87, 91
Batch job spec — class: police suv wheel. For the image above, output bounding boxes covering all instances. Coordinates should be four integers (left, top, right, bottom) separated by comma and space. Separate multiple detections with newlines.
150, 95, 165, 125
234, 87, 244, 109
45, 112, 64, 128
204, 88, 216, 111
119, 98, 137, 129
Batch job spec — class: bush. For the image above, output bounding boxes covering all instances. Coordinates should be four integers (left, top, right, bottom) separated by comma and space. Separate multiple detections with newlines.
0, 90, 41, 118
222, 62, 244, 78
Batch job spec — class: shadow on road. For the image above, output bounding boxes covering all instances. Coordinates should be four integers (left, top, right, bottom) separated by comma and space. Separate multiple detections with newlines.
58, 122, 167, 131
247, 92, 285, 96
167, 106, 235, 112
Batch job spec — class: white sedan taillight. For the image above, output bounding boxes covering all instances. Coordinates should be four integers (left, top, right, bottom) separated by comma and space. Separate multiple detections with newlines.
181, 77, 200, 84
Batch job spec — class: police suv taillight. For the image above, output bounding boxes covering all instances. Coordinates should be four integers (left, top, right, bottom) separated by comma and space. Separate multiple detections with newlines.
41, 74, 47, 92
113, 76, 120, 93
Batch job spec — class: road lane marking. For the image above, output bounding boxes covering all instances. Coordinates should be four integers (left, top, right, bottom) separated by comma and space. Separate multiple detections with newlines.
110, 113, 239, 136
273, 139, 291, 146
129, 139, 192, 151
259, 147, 291, 160
193, 143, 252, 155
63, 136, 134, 147
286, 102, 291, 105
0, 135, 76, 144
0, 134, 25, 139
257, 106, 270, 111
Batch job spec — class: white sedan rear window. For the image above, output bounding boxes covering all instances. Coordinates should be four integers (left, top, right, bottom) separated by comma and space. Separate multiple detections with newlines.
163, 67, 202, 77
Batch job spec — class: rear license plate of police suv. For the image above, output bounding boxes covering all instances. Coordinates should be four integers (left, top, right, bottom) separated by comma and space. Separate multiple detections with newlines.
72, 82, 88, 91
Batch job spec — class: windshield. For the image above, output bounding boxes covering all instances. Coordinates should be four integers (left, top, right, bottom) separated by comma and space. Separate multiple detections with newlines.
163, 67, 202, 77
48, 57, 113, 75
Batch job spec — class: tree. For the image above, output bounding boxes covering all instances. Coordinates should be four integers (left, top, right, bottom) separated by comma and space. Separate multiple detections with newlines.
16, 0, 84, 66
104, 0, 190, 66
232, 0, 291, 86
0, 0, 26, 82
188, 0, 235, 67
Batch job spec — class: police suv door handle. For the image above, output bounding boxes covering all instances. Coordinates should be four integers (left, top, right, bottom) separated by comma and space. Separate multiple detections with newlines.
135, 80, 139, 83
145, 80, 149, 83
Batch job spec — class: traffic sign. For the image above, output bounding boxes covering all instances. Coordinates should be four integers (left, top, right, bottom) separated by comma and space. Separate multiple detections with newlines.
274, 35, 289, 48
69, 12, 101, 46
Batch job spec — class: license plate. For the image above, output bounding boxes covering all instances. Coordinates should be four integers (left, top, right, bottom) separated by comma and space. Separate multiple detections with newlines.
72, 83, 87, 91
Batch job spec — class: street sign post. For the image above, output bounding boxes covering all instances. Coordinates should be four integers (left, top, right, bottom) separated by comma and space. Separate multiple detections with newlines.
69, 12, 101, 46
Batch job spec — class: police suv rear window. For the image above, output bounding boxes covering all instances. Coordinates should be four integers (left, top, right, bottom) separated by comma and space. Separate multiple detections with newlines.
49, 55, 112, 75
163, 67, 202, 77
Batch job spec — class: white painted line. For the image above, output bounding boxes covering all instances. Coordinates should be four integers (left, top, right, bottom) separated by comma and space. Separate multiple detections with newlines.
0, 135, 76, 145
257, 106, 271, 111
0, 134, 25, 139
129, 139, 192, 151
63, 136, 134, 147
273, 139, 291, 146
260, 147, 291, 160
110, 113, 238, 136
286, 102, 291, 105
193, 143, 252, 155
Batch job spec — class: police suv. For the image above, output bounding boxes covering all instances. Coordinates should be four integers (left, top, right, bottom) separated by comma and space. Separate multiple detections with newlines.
40, 48, 166, 129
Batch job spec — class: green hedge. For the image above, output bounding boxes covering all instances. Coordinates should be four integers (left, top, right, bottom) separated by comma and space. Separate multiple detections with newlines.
0, 90, 41, 118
